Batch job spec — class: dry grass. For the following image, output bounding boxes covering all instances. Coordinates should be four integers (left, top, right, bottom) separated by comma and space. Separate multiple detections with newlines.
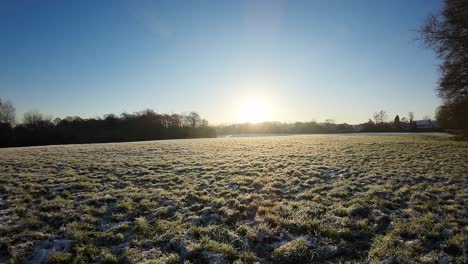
0, 135, 467, 263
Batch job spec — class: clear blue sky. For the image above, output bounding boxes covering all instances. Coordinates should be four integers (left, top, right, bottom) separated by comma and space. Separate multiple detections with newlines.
0, 0, 442, 124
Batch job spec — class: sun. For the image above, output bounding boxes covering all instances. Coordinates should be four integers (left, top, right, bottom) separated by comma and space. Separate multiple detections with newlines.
238, 95, 273, 123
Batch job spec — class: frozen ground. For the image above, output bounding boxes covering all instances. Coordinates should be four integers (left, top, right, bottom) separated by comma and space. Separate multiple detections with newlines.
0, 134, 466, 263
219, 132, 451, 138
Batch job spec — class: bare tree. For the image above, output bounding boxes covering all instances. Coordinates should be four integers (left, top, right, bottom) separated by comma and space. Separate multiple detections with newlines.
420, 0, 468, 101
170, 114, 182, 127
23, 111, 51, 127
420, 0, 468, 128
408, 112, 415, 122
380, 110, 388, 123
373, 113, 379, 124
0, 99, 16, 125
373, 110, 388, 124
185, 112, 201, 128
200, 119, 208, 128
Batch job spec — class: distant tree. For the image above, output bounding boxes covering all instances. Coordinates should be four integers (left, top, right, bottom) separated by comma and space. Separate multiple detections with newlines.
104, 114, 118, 125
72, 116, 83, 122
323, 119, 336, 132
169, 114, 182, 127
373, 110, 388, 124
0, 99, 16, 125
379, 110, 388, 123
359, 119, 374, 132
185, 112, 201, 128
53, 118, 62, 126
394, 115, 401, 130
420, 0, 468, 129
372, 113, 378, 124
200, 119, 209, 128
408, 112, 415, 129
23, 111, 52, 127
423, 115, 432, 121
104, 114, 117, 120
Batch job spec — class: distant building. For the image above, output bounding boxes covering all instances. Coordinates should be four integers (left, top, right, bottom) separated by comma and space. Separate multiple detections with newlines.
414, 120, 437, 129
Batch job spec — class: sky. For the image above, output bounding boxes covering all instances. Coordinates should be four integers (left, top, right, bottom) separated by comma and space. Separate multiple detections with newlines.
0, 0, 443, 124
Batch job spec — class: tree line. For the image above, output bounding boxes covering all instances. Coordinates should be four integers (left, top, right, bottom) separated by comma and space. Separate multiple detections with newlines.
0, 97, 443, 148
360, 111, 437, 132
217, 120, 355, 135
217, 111, 439, 135
0, 103, 215, 147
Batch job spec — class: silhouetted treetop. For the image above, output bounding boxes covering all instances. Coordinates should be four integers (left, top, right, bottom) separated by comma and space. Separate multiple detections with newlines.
421, 0, 468, 129
0, 109, 215, 147
0, 99, 16, 125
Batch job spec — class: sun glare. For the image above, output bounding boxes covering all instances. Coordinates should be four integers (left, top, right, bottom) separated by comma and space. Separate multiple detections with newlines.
238, 95, 273, 123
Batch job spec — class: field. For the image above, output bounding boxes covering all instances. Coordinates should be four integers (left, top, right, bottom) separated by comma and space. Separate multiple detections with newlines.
0, 135, 467, 263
